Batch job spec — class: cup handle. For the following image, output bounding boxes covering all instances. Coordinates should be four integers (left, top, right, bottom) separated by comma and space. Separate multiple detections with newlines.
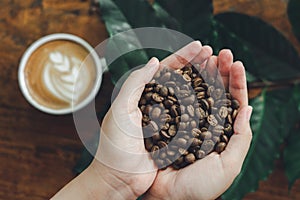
99, 57, 108, 73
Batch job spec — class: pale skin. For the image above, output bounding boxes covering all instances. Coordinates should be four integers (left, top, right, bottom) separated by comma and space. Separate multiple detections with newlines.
51, 41, 253, 200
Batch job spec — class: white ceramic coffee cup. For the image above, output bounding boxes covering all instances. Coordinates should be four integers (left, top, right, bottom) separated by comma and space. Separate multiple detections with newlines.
18, 33, 105, 115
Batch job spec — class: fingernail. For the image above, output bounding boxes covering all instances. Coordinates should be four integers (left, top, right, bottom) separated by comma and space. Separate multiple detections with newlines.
246, 106, 253, 121
147, 57, 159, 73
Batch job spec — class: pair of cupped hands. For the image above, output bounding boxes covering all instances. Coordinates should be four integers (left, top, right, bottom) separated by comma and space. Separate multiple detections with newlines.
52, 41, 253, 200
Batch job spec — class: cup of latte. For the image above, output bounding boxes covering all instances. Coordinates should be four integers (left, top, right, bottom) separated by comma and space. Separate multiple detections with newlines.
18, 33, 104, 114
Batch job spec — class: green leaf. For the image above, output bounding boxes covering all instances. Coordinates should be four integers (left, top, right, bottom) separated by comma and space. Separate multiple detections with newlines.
283, 85, 300, 188
99, 0, 150, 83
223, 89, 296, 200
214, 13, 300, 81
288, 0, 300, 43
156, 0, 214, 42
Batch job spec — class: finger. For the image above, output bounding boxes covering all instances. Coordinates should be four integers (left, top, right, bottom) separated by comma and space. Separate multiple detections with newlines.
112, 57, 159, 130
115, 57, 160, 108
204, 55, 218, 78
229, 61, 248, 107
218, 49, 233, 90
161, 41, 202, 69
192, 45, 213, 67
221, 106, 253, 177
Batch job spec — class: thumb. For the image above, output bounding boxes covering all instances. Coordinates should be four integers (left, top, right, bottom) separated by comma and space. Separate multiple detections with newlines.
110, 57, 160, 136
221, 106, 253, 176
115, 57, 160, 108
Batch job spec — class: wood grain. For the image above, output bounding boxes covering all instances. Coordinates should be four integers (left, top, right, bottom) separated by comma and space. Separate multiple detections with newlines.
0, 0, 299, 199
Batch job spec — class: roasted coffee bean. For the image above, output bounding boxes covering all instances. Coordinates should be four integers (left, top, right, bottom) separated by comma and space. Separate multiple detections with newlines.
196, 150, 206, 159
207, 115, 218, 126
160, 130, 171, 139
232, 109, 238, 120
187, 105, 195, 117
177, 138, 188, 147
212, 88, 223, 100
145, 138, 153, 150
160, 72, 171, 82
182, 95, 195, 105
139, 64, 239, 170
200, 131, 212, 140
160, 86, 169, 97
158, 141, 168, 149
218, 106, 228, 118
193, 77, 203, 87
183, 73, 192, 82
181, 114, 189, 122
185, 153, 196, 163
231, 99, 240, 109
163, 99, 173, 108
168, 125, 177, 136
189, 120, 197, 129
192, 128, 201, 137
151, 107, 161, 119
207, 85, 215, 96
220, 135, 229, 143
200, 99, 210, 110
151, 145, 160, 158
195, 107, 206, 119
201, 139, 215, 153
215, 142, 227, 153
152, 93, 164, 103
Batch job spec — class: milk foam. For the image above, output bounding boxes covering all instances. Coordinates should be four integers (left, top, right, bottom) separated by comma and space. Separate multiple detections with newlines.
43, 51, 92, 104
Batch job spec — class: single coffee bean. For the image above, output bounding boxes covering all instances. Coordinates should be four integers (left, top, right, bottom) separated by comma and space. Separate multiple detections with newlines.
220, 134, 229, 143
231, 99, 240, 110
201, 139, 215, 153
207, 85, 215, 96
185, 153, 196, 163
160, 130, 171, 139
160, 72, 171, 83
145, 138, 153, 151
207, 115, 218, 126
187, 105, 195, 117
160, 86, 169, 97
196, 150, 206, 159
183, 73, 192, 82
189, 120, 197, 129
219, 106, 228, 118
160, 113, 172, 123
151, 145, 160, 158
193, 77, 203, 87
192, 128, 201, 137
177, 138, 188, 147
151, 107, 161, 119
212, 88, 223, 100
152, 93, 164, 103
158, 141, 168, 149
197, 91, 206, 99
207, 97, 214, 108
163, 99, 173, 108
168, 125, 177, 137
232, 109, 238, 120
200, 131, 212, 140
182, 95, 195, 105
181, 114, 189, 122
215, 142, 227, 153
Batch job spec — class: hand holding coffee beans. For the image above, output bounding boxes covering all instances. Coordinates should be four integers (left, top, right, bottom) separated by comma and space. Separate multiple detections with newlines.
139, 64, 240, 169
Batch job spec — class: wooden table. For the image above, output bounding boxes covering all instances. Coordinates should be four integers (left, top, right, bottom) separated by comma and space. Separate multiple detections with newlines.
0, 0, 299, 199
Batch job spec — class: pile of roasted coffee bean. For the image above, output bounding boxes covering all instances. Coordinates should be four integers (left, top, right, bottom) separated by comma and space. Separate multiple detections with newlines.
138, 64, 239, 169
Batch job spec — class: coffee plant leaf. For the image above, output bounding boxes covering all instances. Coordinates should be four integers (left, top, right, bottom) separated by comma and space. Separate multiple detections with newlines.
283, 85, 300, 188
222, 89, 295, 200
214, 12, 300, 81
288, 0, 300, 43
98, 0, 150, 84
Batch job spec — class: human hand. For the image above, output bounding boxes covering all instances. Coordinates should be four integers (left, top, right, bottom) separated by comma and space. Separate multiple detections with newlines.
143, 50, 253, 200
90, 41, 214, 199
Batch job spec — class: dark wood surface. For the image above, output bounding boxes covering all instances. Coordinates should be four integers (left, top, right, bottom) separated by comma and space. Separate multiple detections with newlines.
0, 0, 299, 199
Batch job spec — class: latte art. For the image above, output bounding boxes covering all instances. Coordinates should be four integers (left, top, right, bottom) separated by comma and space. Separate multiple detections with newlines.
43, 51, 92, 104
24, 40, 97, 110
